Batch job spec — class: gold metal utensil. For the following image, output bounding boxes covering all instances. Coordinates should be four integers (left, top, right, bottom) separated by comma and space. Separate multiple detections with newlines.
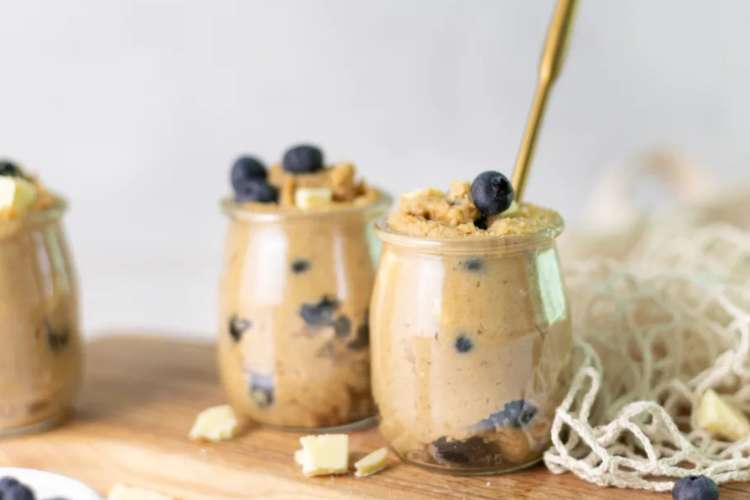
511, 0, 578, 202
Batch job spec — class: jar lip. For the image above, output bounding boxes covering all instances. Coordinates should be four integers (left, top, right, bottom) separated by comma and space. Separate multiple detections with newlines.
374, 212, 564, 254
221, 188, 392, 222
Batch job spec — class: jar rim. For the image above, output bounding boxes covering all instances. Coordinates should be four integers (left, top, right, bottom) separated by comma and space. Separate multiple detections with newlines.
374, 211, 564, 254
220, 189, 392, 222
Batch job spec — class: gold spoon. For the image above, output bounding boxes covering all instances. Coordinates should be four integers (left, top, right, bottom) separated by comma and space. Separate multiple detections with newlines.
511, 0, 579, 202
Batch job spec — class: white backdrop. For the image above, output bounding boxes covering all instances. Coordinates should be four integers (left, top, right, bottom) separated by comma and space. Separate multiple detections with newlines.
1, 0, 748, 338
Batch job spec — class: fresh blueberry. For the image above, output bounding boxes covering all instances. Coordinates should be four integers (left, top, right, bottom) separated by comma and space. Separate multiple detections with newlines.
228, 315, 251, 342
299, 296, 339, 327
473, 216, 488, 230
291, 258, 311, 274
45, 321, 69, 353
471, 171, 514, 216
455, 334, 473, 353
333, 315, 352, 338
234, 179, 278, 203
474, 400, 538, 431
282, 144, 324, 174
249, 372, 274, 408
0, 161, 21, 177
430, 436, 495, 465
347, 311, 370, 350
462, 258, 483, 272
672, 475, 719, 500
3, 483, 36, 500
0, 476, 20, 490
231, 155, 267, 193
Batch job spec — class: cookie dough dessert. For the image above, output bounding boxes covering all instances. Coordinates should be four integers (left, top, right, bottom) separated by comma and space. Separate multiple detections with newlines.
371, 171, 572, 473
218, 144, 389, 429
0, 160, 82, 435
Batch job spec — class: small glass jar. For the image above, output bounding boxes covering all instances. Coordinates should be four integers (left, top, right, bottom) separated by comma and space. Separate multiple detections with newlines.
371, 213, 572, 474
0, 202, 83, 435
218, 195, 390, 430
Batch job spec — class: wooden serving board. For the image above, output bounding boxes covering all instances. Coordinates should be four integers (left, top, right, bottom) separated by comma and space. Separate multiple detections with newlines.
0, 334, 748, 499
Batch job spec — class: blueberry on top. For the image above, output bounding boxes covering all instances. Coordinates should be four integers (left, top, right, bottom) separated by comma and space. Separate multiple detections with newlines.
0, 161, 21, 177
470, 171, 514, 216
2, 483, 36, 500
282, 144, 324, 174
231, 155, 267, 193
672, 475, 719, 500
234, 180, 278, 203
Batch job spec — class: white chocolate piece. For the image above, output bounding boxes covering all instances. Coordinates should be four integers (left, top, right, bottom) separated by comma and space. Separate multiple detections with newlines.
354, 447, 389, 477
189, 405, 240, 442
295, 187, 333, 209
0, 177, 37, 216
697, 389, 750, 441
297, 434, 349, 477
108, 483, 173, 500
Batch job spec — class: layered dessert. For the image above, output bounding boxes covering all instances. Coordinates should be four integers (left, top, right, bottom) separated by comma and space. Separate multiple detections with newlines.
370, 171, 572, 472
0, 160, 81, 434
218, 144, 388, 429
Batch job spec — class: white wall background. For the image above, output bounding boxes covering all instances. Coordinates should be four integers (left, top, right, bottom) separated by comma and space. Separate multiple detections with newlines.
1, 0, 749, 338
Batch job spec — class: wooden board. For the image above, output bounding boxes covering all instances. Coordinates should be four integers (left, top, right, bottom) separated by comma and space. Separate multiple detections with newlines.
0, 334, 748, 499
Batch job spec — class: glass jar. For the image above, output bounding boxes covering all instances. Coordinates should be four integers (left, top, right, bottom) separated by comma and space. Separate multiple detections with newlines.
218, 195, 390, 430
0, 202, 82, 435
371, 214, 572, 474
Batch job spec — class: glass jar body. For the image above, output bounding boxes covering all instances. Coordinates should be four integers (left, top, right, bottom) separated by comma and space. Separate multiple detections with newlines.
371, 227, 572, 474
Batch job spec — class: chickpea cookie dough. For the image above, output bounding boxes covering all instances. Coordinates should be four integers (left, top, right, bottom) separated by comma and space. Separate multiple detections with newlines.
219, 144, 387, 429
371, 171, 572, 473
0, 160, 81, 434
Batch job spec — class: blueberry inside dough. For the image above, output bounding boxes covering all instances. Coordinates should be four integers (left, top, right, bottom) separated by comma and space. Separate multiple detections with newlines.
454, 334, 474, 353
473, 400, 538, 432
333, 315, 352, 338
45, 321, 70, 353
249, 372, 274, 408
291, 258, 311, 274
429, 436, 496, 465
347, 311, 370, 350
228, 315, 252, 342
462, 258, 483, 272
299, 296, 340, 327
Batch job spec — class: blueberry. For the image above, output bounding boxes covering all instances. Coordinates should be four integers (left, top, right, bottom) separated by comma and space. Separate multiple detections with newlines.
228, 315, 251, 342
430, 436, 495, 465
672, 475, 719, 500
249, 372, 274, 408
473, 216, 488, 230
234, 180, 278, 203
0, 476, 20, 490
474, 400, 538, 431
282, 144, 324, 174
45, 321, 69, 353
471, 171, 514, 216
462, 258, 483, 272
454, 334, 473, 353
231, 155, 267, 193
347, 311, 370, 350
291, 258, 310, 274
299, 296, 339, 327
333, 315, 352, 338
0, 161, 21, 177
3, 483, 36, 500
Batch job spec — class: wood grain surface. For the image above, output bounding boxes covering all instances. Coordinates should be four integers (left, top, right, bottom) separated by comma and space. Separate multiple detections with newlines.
0, 334, 748, 499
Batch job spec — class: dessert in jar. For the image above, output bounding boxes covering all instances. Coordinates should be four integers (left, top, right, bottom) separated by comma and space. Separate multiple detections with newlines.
218, 144, 390, 430
0, 160, 82, 435
370, 171, 572, 474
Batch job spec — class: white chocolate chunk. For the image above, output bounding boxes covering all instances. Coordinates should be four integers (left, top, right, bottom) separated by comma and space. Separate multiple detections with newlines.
697, 389, 750, 441
298, 434, 349, 477
354, 447, 389, 477
294, 448, 306, 466
189, 405, 240, 442
295, 187, 332, 209
0, 177, 37, 216
108, 483, 173, 500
